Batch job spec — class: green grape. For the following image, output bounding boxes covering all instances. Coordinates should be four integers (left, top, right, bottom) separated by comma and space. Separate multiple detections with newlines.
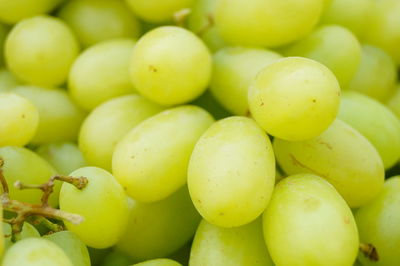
0, 146, 59, 206
0, 0, 62, 25
59, 0, 141, 48
0, 23, 8, 66
13, 86, 86, 144
3, 222, 40, 250
5, 15, 79, 86
338, 91, 400, 169
125, 0, 194, 24
133, 259, 182, 266
263, 174, 359, 266
0, 68, 20, 92
44, 231, 91, 266
2, 238, 73, 266
190, 90, 231, 120
273, 119, 384, 208
116, 187, 200, 261
190, 218, 273, 266
320, 0, 374, 38
101, 250, 133, 266
347, 45, 397, 102
355, 176, 400, 266
79, 94, 164, 171
188, 116, 275, 228
248, 57, 340, 141
187, 0, 227, 52
59, 167, 129, 249
214, 0, 323, 47
129, 26, 212, 106
387, 85, 400, 119
364, 0, 400, 64
113, 105, 214, 202
285, 25, 361, 87
69, 39, 136, 111
0, 93, 39, 146
210, 47, 282, 115
36, 142, 86, 176
88, 247, 111, 266
168, 242, 191, 266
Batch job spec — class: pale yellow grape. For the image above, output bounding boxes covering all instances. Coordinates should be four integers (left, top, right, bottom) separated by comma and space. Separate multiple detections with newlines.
285, 25, 361, 87
69, 39, 136, 111
3, 222, 40, 250
13, 86, 86, 144
130, 26, 212, 106
348, 45, 397, 102
263, 174, 359, 266
365, 0, 400, 64
2, 238, 72, 266
273, 119, 384, 208
0, 0, 62, 24
0, 69, 20, 92
44, 231, 91, 266
59, 0, 141, 48
116, 187, 200, 261
320, 0, 374, 38
188, 116, 275, 228
187, 0, 226, 52
190, 219, 273, 266
0, 93, 39, 146
356, 176, 400, 266
215, 0, 323, 47
0, 23, 8, 66
210, 47, 282, 115
36, 142, 86, 176
125, 0, 193, 23
248, 57, 340, 141
113, 106, 214, 202
5, 16, 79, 86
59, 167, 129, 249
133, 259, 182, 266
79, 94, 164, 171
0, 146, 59, 206
338, 91, 400, 169
387, 85, 400, 119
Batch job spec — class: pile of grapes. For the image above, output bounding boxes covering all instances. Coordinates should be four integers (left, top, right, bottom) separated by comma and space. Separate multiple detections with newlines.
0, 0, 399, 265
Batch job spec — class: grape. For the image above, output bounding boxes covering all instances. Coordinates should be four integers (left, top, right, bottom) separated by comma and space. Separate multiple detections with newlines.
355, 176, 400, 266
387, 85, 400, 119
88, 247, 111, 266
44, 231, 91, 266
59, 167, 129, 249
263, 174, 359, 266
113, 105, 214, 202
364, 0, 400, 64
248, 57, 340, 141
320, 0, 374, 38
0, 68, 20, 92
3, 222, 40, 250
187, 0, 226, 52
190, 218, 273, 266
2, 238, 73, 266
100, 250, 133, 266
79, 94, 164, 171
125, 0, 193, 23
129, 26, 212, 106
273, 119, 384, 208
190, 91, 231, 120
13, 86, 86, 144
210, 47, 282, 115
0, 146, 59, 206
338, 91, 400, 169
347, 45, 397, 102
68, 39, 136, 111
116, 187, 200, 261
133, 259, 182, 266
285, 25, 361, 87
5, 15, 79, 86
0, 23, 8, 66
188, 116, 275, 228
214, 0, 323, 47
0, 93, 39, 147
36, 142, 86, 176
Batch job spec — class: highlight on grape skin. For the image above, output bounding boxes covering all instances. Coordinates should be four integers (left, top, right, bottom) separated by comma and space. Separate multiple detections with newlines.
0, 0, 399, 265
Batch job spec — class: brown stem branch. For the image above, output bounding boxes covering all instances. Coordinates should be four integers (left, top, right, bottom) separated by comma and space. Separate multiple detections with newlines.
173, 8, 191, 27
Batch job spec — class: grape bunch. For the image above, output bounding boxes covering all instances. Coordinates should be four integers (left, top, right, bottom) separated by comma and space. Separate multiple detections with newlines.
0, 0, 399, 265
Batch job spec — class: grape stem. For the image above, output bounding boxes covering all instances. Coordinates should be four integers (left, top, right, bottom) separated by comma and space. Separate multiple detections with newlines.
0, 157, 88, 242
359, 243, 379, 261
173, 8, 192, 27
196, 14, 215, 37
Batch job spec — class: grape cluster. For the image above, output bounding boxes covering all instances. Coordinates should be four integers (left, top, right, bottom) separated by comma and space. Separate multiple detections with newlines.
0, 0, 399, 266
